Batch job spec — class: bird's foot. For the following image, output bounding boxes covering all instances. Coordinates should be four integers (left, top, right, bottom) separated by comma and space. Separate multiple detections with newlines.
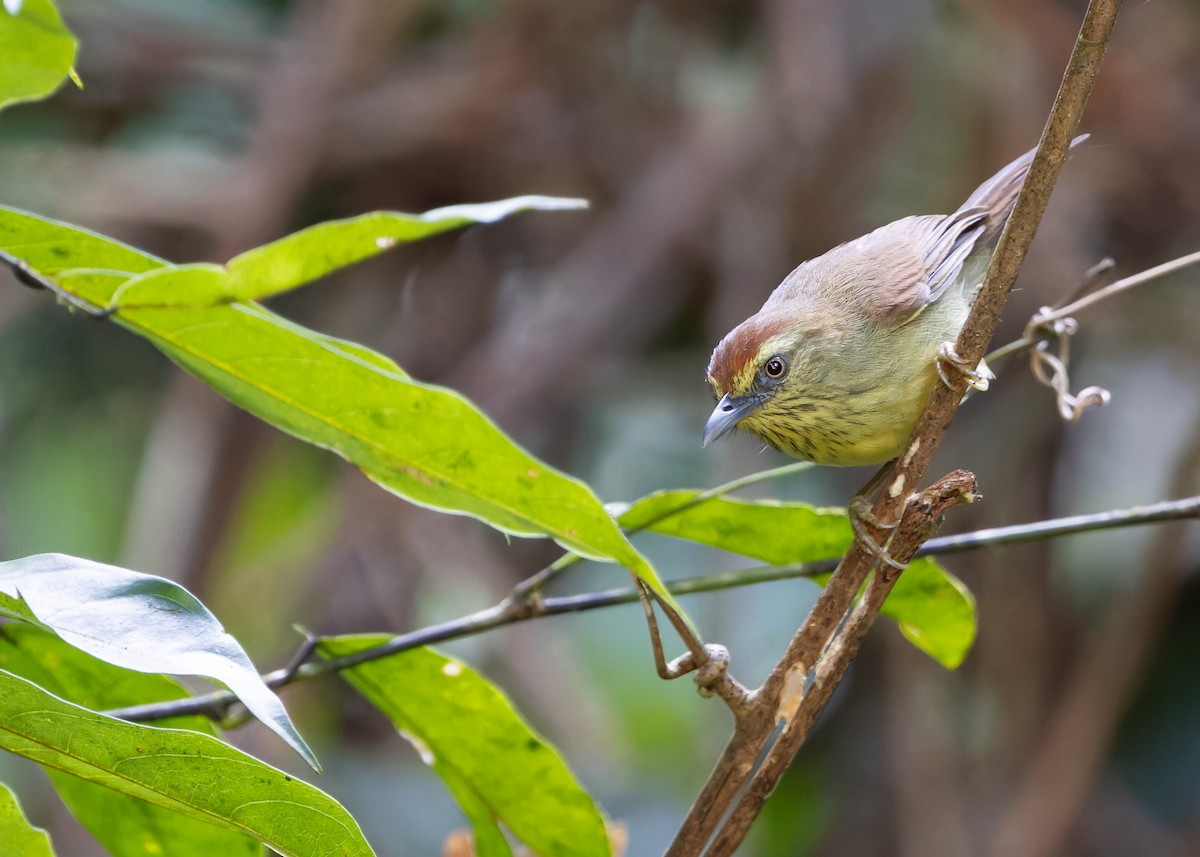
937, 342, 992, 392
848, 495, 906, 572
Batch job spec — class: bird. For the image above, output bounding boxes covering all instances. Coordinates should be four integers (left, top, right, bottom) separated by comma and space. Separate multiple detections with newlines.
703, 136, 1086, 470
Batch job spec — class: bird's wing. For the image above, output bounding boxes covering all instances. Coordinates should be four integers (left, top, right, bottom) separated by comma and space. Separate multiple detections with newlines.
766, 210, 988, 327
914, 205, 991, 303
765, 137, 1091, 329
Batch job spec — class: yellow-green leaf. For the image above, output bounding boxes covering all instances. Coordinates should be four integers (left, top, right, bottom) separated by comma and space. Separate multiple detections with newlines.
111, 197, 588, 307
321, 637, 609, 857
0, 625, 261, 857
0, 781, 54, 857
619, 490, 976, 668
0, 204, 675, 609
0, 0, 77, 112
0, 669, 375, 857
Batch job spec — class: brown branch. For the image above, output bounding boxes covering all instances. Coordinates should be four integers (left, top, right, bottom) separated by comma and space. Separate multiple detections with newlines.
665, 1, 1124, 853
704, 473, 978, 857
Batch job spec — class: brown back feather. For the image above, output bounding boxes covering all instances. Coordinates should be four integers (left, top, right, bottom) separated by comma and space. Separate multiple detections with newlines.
761, 135, 1089, 328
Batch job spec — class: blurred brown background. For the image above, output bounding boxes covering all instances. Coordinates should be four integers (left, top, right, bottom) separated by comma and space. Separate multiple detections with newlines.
1, 0, 1199, 855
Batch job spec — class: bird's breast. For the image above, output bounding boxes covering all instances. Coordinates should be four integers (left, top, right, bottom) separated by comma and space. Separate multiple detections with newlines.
741, 301, 968, 466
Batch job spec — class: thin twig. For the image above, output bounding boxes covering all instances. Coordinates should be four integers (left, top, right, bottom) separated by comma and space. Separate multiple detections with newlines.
1035, 249, 1200, 329
503, 462, 813, 685
1052, 257, 1116, 309
985, 250, 1198, 369
915, 496, 1200, 553
99, 491, 1193, 725
506, 462, 815, 696
984, 250, 1200, 422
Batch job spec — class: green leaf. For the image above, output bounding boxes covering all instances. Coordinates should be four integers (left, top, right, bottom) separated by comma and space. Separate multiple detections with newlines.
110, 197, 588, 307
124, 301, 659, 579
320, 636, 610, 857
0, 205, 676, 610
878, 558, 976, 669
0, 0, 77, 112
46, 774, 262, 857
436, 765, 513, 857
0, 781, 54, 857
0, 208, 164, 275
619, 491, 977, 668
0, 553, 318, 770
0, 624, 218, 729
0, 669, 375, 857
617, 492, 851, 564
0, 625, 261, 857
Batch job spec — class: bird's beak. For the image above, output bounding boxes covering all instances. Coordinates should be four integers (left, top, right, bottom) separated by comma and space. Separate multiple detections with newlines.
703, 392, 768, 447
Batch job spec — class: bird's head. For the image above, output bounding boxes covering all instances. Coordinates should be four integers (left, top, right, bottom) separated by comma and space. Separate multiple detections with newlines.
703, 309, 815, 450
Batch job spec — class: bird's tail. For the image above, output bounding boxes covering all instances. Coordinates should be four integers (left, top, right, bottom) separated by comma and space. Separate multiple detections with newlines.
961, 133, 1089, 240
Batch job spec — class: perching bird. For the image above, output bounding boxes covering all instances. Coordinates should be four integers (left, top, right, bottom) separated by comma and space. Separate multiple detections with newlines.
703, 136, 1085, 467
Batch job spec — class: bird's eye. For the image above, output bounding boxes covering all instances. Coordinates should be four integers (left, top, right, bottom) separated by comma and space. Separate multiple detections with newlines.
763, 356, 788, 380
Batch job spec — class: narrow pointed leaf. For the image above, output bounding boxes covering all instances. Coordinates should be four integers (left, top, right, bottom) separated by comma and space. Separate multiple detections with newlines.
111, 196, 588, 307
0, 0, 77, 111
0, 206, 676, 609
0, 553, 318, 770
0, 625, 261, 857
119, 300, 660, 581
0, 782, 54, 857
619, 491, 976, 667
0, 669, 375, 857
320, 636, 609, 857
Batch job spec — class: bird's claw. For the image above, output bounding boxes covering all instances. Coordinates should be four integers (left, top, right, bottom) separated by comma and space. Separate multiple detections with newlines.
848, 496, 906, 572
848, 495, 895, 531
937, 342, 991, 392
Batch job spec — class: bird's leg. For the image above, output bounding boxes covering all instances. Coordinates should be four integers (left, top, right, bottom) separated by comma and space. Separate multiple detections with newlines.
849, 461, 895, 526
937, 342, 992, 392
848, 460, 907, 572
637, 579, 714, 680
